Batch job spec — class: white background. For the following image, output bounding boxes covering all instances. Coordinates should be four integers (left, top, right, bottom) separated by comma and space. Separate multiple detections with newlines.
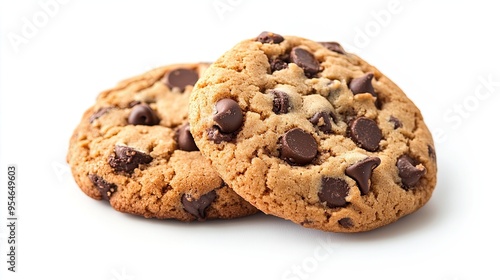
1, 1, 499, 279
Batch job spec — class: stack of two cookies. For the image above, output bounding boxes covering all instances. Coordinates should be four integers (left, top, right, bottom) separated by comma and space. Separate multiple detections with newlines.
67, 32, 437, 232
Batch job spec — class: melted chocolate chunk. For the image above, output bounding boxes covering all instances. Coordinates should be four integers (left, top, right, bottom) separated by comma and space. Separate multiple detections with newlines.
290, 47, 320, 78
272, 90, 290, 114
280, 128, 318, 165
89, 107, 113, 123
428, 145, 436, 162
256, 31, 284, 44
349, 73, 376, 98
176, 123, 199, 152
318, 177, 350, 208
213, 99, 243, 133
108, 146, 153, 173
338, 218, 354, 228
319, 41, 346, 54
397, 155, 426, 189
207, 127, 236, 144
128, 104, 159, 126
88, 174, 117, 200
348, 117, 382, 152
164, 68, 199, 91
389, 115, 403, 129
270, 57, 288, 72
345, 157, 381, 195
181, 190, 217, 220
309, 111, 336, 133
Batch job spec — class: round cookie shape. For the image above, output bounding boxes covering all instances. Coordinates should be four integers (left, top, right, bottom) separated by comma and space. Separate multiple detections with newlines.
189, 33, 437, 232
67, 63, 258, 221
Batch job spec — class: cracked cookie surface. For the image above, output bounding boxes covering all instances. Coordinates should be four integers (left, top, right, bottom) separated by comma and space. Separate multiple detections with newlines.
189, 33, 437, 232
67, 63, 258, 221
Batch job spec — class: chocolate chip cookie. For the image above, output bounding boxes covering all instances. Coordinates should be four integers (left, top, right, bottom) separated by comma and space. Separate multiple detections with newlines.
189, 32, 437, 232
67, 63, 258, 221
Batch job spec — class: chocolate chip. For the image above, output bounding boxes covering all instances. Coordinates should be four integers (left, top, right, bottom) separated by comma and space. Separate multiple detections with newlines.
270, 57, 288, 72
280, 128, 318, 165
272, 90, 290, 114
397, 155, 426, 189
88, 174, 117, 200
318, 177, 350, 208
161, 185, 172, 195
176, 123, 199, 152
309, 111, 336, 133
207, 127, 235, 144
128, 104, 159, 126
345, 157, 381, 195
213, 99, 243, 133
389, 115, 403, 129
428, 145, 436, 162
108, 145, 153, 173
290, 47, 320, 78
349, 73, 376, 98
164, 68, 199, 91
319, 41, 346, 54
181, 190, 217, 220
89, 107, 113, 123
338, 218, 354, 228
348, 117, 382, 152
256, 31, 284, 44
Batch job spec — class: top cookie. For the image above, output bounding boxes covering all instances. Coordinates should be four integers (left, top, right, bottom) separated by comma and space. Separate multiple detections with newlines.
67, 63, 258, 221
189, 32, 437, 232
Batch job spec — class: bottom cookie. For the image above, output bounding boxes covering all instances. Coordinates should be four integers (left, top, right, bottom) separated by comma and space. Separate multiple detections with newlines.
67, 63, 258, 221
